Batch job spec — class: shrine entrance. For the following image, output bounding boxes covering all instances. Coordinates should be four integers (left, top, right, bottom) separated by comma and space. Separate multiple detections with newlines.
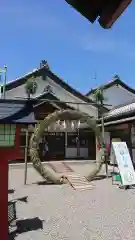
39, 132, 65, 161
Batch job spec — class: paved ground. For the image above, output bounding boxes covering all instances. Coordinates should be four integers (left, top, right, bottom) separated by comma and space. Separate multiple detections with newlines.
8, 162, 135, 240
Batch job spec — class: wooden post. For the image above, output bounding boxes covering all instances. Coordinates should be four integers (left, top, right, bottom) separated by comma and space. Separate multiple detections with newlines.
101, 116, 108, 177
24, 127, 29, 185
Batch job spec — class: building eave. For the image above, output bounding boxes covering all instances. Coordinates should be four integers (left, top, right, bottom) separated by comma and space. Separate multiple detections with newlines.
0, 99, 36, 124
98, 115, 135, 127
97, 99, 135, 125
64, 0, 132, 29
99, 0, 132, 29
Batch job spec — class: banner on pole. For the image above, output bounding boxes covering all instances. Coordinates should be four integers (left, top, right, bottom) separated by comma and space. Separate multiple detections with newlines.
111, 142, 135, 186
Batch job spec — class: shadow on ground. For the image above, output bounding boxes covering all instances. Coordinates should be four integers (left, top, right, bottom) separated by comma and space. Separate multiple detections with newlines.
8, 189, 15, 194
92, 174, 112, 181
16, 196, 28, 203
8, 217, 44, 239
36, 180, 56, 185
33, 180, 67, 186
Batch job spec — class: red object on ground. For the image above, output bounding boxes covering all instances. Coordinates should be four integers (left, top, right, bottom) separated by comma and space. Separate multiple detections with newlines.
0, 126, 22, 239
0, 157, 8, 240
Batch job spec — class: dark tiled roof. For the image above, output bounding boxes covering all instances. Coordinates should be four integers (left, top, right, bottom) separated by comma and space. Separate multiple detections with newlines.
86, 77, 135, 96
0, 99, 36, 124
104, 99, 135, 121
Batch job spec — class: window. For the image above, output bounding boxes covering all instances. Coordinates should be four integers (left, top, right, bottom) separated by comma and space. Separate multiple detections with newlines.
67, 132, 78, 147
0, 124, 16, 147
79, 132, 88, 147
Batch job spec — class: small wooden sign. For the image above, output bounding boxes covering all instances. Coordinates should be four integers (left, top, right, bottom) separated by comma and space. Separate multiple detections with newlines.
111, 142, 135, 186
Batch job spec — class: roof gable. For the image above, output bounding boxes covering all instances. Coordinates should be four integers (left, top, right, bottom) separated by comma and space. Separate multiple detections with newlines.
4, 66, 94, 104
35, 92, 74, 110
86, 77, 135, 96
4, 64, 107, 112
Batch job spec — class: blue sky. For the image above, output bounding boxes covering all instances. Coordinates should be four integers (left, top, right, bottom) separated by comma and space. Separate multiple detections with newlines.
0, 0, 135, 94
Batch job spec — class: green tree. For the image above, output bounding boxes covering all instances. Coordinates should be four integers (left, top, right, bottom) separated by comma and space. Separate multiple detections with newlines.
25, 77, 37, 99
93, 87, 105, 112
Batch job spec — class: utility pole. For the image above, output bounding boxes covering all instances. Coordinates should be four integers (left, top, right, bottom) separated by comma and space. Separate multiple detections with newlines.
76, 104, 80, 158
0, 65, 7, 99
0, 74, 2, 97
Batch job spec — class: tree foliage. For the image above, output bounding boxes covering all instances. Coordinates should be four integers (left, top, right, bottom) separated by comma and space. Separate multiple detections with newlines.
25, 77, 37, 99
93, 87, 105, 105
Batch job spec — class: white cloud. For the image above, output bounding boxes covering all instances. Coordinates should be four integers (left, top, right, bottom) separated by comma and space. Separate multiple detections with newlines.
63, 23, 135, 59
80, 33, 135, 58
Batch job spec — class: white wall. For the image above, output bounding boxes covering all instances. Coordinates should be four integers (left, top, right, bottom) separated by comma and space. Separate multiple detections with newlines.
88, 85, 135, 109
65, 148, 88, 159
5, 76, 97, 117
65, 148, 77, 158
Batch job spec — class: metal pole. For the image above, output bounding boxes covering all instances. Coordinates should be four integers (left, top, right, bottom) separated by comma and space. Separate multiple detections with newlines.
0, 74, 2, 97
76, 104, 80, 158
24, 127, 29, 185
3, 65, 7, 99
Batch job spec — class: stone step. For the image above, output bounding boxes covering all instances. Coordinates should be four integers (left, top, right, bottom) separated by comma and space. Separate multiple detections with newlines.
67, 174, 93, 190
68, 179, 90, 184
49, 162, 73, 173
74, 185, 93, 190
